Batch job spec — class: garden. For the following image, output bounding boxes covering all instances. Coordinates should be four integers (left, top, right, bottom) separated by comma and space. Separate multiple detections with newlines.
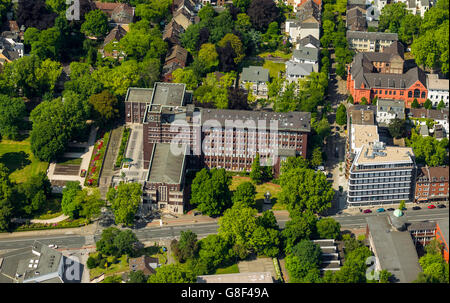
85, 131, 110, 186
114, 127, 131, 168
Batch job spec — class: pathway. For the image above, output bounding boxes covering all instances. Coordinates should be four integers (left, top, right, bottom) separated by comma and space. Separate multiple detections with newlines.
30, 214, 69, 224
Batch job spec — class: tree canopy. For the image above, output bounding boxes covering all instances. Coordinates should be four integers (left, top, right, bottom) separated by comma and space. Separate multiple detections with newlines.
107, 182, 143, 226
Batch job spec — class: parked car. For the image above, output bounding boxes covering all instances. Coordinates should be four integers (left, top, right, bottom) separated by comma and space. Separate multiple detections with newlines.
428, 205, 436, 209
80, 169, 86, 177
48, 244, 58, 249
437, 204, 446, 208
363, 209, 372, 214
387, 208, 395, 211
376, 208, 385, 213
412, 206, 421, 210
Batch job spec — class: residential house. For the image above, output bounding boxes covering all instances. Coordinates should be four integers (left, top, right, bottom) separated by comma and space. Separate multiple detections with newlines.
99, 25, 128, 59
162, 45, 189, 82
347, 41, 429, 108
240, 66, 270, 98
297, 35, 320, 49
172, 0, 199, 30
129, 256, 159, 276
0, 36, 24, 65
94, 1, 135, 26
163, 19, 185, 47
371, 0, 430, 18
285, 61, 315, 83
426, 74, 449, 108
415, 166, 449, 204
346, 6, 367, 32
347, 31, 398, 53
285, 0, 321, 44
376, 99, 405, 126
292, 46, 319, 65
409, 108, 449, 137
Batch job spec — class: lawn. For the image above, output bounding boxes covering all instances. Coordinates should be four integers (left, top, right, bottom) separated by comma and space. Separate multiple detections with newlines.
230, 176, 285, 211
263, 60, 286, 78
214, 263, 240, 275
89, 254, 129, 280
56, 157, 82, 165
258, 50, 292, 60
0, 138, 49, 183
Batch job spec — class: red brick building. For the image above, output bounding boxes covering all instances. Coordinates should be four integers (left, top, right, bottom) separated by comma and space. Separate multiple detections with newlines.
415, 166, 449, 204
435, 219, 449, 263
347, 42, 428, 108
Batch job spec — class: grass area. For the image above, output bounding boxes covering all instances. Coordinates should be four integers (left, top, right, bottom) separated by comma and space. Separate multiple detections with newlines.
258, 50, 292, 60
0, 138, 49, 183
34, 211, 63, 220
56, 157, 82, 165
89, 254, 129, 280
263, 60, 285, 78
214, 263, 240, 275
230, 176, 284, 211
143, 246, 168, 264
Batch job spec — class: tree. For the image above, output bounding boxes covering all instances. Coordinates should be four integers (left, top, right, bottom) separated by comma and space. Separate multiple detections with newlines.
360, 97, 368, 105
0, 0, 11, 22
378, 2, 408, 33
279, 167, 334, 216
235, 13, 252, 32
227, 87, 250, 110
46, 0, 66, 13
209, 10, 234, 44
250, 153, 264, 184
107, 182, 143, 226
398, 14, 422, 45
148, 264, 196, 283
81, 9, 109, 37
398, 200, 406, 210
198, 235, 232, 272
292, 239, 321, 265
437, 100, 445, 110
172, 230, 199, 263
217, 34, 245, 65
281, 211, 317, 253
190, 168, 232, 216
16, 0, 57, 30
181, 24, 201, 53
286, 240, 322, 283
198, 43, 219, 72
93, 60, 142, 96
331, 246, 372, 283
61, 181, 83, 219
198, 3, 215, 22
336, 104, 347, 126
424, 99, 433, 109
172, 69, 199, 90
247, 0, 280, 32
64, 62, 103, 100
88, 90, 120, 127
216, 42, 237, 72
232, 182, 256, 208
316, 218, 341, 240
16, 172, 51, 216
0, 94, 26, 140
79, 188, 104, 219
113, 229, 139, 257
310, 147, 323, 167
0, 164, 13, 231
406, 130, 448, 166
233, 0, 251, 12
128, 270, 147, 283
280, 156, 309, 175
411, 98, 420, 108
96, 227, 121, 256
249, 225, 281, 257
388, 118, 406, 139
416, 251, 449, 283
135, 0, 171, 23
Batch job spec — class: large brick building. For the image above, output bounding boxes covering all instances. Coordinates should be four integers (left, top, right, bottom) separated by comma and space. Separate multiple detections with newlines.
415, 166, 449, 204
347, 41, 428, 108
124, 82, 311, 214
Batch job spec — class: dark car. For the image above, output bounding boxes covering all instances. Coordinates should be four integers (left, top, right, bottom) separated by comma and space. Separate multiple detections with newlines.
412, 206, 421, 210
387, 208, 395, 211
438, 204, 446, 208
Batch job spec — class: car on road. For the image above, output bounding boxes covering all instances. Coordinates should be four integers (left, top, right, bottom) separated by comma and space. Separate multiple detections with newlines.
363, 209, 372, 214
412, 206, 421, 210
387, 208, 395, 211
437, 204, 446, 208
428, 205, 436, 209
48, 244, 58, 249
376, 208, 385, 213
80, 169, 86, 177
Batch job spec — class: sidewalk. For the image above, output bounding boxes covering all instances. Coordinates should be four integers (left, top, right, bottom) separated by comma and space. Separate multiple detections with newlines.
0, 223, 96, 240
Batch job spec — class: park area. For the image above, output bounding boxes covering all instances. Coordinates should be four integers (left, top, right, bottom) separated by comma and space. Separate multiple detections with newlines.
229, 176, 285, 211
0, 138, 48, 183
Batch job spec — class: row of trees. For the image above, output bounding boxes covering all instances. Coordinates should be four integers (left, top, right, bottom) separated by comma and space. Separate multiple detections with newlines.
406, 129, 449, 167
61, 181, 104, 220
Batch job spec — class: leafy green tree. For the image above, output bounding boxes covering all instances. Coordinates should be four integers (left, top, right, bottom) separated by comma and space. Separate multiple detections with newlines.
279, 167, 334, 216
249, 225, 281, 257
16, 172, 51, 216
61, 181, 83, 219
81, 9, 109, 37
250, 153, 264, 184
128, 270, 147, 283
331, 246, 372, 283
0, 0, 11, 22
0, 94, 26, 140
172, 68, 199, 90
281, 211, 317, 253
64, 62, 103, 100
198, 43, 219, 72
316, 218, 341, 240
181, 23, 201, 53
93, 60, 142, 96
96, 227, 121, 256
198, 3, 215, 21
46, 0, 66, 13
88, 90, 120, 127
114, 229, 139, 257
411, 98, 420, 108
107, 182, 143, 226
286, 241, 322, 283
148, 264, 196, 283
210, 10, 234, 44
232, 181, 256, 208
378, 2, 408, 33
280, 156, 309, 174
190, 168, 232, 216
198, 234, 232, 272
233, 0, 251, 12
406, 130, 449, 166
360, 97, 368, 105
378, 270, 392, 283
135, 0, 171, 23
310, 147, 323, 167
172, 230, 199, 263
0, 164, 13, 231
235, 13, 252, 32
437, 100, 445, 110
217, 34, 244, 64
247, 0, 280, 32
388, 118, 406, 139
103, 275, 122, 283
398, 14, 422, 45
336, 103, 347, 126
257, 210, 278, 230
424, 99, 433, 109
291, 239, 321, 267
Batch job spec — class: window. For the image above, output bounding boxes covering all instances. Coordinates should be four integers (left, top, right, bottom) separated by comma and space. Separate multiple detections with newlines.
408, 91, 412, 98
421, 91, 426, 98
414, 89, 420, 98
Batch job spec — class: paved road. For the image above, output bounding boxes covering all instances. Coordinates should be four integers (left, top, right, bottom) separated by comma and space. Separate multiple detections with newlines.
2, 208, 447, 251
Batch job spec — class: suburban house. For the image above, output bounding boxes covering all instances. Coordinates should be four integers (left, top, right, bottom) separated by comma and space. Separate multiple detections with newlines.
371, 0, 430, 18
285, 0, 321, 44
285, 61, 315, 83
347, 41, 429, 108
0, 36, 24, 65
94, 1, 135, 26
162, 45, 189, 82
415, 166, 449, 204
292, 46, 319, 65
408, 108, 449, 137
162, 19, 185, 47
172, 0, 199, 30
239, 66, 270, 98
376, 99, 405, 126
99, 25, 128, 59
426, 74, 449, 108
346, 6, 367, 32
129, 256, 159, 276
297, 35, 320, 49
347, 31, 398, 53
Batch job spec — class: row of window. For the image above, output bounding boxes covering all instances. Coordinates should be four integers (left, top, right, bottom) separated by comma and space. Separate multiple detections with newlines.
348, 194, 409, 202
350, 183, 410, 190
349, 177, 411, 184
349, 189, 410, 197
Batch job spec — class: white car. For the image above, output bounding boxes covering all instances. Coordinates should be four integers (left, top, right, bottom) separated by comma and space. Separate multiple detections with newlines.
48, 244, 58, 249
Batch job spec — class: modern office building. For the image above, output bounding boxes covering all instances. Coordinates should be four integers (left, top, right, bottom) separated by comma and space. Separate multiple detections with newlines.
347, 140, 416, 206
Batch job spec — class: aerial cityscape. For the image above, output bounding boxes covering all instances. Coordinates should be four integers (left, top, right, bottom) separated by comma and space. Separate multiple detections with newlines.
0, 0, 448, 289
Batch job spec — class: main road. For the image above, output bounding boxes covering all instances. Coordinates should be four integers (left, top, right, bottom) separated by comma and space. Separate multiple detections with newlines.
2, 208, 447, 251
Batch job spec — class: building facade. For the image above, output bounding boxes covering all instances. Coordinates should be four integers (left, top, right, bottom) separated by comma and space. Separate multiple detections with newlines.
426, 74, 449, 108
415, 166, 449, 204
347, 31, 398, 53
376, 99, 405, 126
240, 66, 270, 98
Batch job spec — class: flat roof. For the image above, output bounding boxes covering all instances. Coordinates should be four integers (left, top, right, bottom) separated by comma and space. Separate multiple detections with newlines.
351, 124, 379, 152
356, 144, 414, 165
147, 143, 186, 184
427, 74, 449, 91
152, 82, 186, 107
366, 216, 422, 283
126, 88, 154, 103
197, 272, 273, 283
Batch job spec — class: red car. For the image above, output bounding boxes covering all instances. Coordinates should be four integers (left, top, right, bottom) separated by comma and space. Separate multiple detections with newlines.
363, 209, 372, 214
428, 205, 436, 209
